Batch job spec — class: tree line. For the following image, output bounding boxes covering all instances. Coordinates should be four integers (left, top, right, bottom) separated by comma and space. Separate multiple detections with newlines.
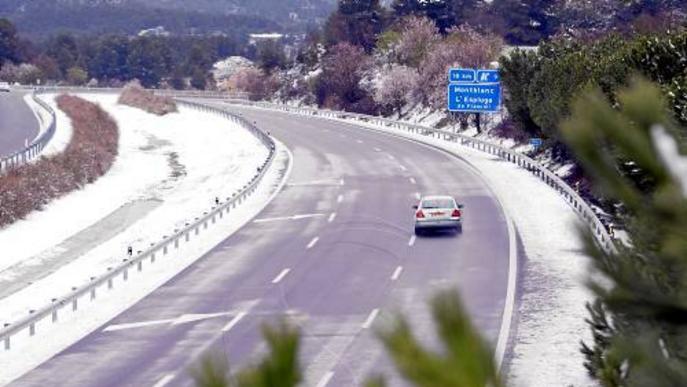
0, 18, 246, 89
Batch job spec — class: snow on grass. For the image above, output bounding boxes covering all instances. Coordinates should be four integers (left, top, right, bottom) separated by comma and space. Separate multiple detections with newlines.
0, 140, 291, 386
0, 93, 270, 331
238, 105, 595, 387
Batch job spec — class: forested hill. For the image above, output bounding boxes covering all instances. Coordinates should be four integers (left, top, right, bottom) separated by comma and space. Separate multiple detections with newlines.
129, 0, 337, 25
0, 0, 316, 39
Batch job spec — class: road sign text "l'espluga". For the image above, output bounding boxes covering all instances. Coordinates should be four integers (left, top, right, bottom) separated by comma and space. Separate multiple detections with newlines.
448, 69, 501, 113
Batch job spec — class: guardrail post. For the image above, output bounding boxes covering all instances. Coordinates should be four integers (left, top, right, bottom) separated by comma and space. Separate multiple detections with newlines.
72, 298, 78, 312
4, 335, 9, 350
52, 303, 58, 322
123, 268, 128, 281
137, 261, 143, 272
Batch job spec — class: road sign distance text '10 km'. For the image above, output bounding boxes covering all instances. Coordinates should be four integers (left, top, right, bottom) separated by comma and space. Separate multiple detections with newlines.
448, 68, 501, 113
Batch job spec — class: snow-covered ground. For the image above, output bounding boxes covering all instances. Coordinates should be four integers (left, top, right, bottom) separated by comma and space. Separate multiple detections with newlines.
0, 95, 290, 385
239, 105, 596, 387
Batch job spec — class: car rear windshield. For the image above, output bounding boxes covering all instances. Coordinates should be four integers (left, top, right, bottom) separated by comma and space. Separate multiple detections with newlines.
422, 199, 454, 209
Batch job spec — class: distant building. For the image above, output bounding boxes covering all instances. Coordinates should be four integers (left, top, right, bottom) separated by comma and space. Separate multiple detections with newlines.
138, 26, 170, 37
249, 33, 284, 45
212, 56, 255, 90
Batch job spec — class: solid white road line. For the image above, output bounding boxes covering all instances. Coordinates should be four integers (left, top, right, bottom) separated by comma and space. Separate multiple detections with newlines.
362, 308, 380, 329
337, 194, 344, 203
222, 312, 247, 332
272, 268, 291, 284
399, 165, 407, 171
374, 147, 382, 152
357, 139, 364, 144
387, 154, 395, 160
408, 235, 416, 247
315, 371, 335, 387
104, 318, 174, 332
151, 374, 175, 387
328, 212, 337, 223
494, 209, 518, 371
307, 237, 320, 249
254, 213, 325, 223
409, 177, 416, 185
288, 180, 341, 187
391, 266, 403, 281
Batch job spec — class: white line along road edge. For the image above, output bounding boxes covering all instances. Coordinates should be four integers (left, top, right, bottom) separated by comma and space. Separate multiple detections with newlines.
228, 104, 519, 371
0, 139, 295, 386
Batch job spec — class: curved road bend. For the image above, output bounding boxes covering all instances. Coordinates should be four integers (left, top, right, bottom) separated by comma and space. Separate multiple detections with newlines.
0, 91, 40, 158
10, 105, 513, 387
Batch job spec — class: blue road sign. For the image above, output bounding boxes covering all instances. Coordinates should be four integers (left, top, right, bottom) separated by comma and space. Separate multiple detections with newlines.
449, 68, 476, 83
530, 138, 543, 148
448, 83, 501, 113
476, 70, 500, 83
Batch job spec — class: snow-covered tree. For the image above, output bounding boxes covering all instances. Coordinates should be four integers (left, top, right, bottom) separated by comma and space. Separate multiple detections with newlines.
375, 64, 418, 115
394, 16, 441, 68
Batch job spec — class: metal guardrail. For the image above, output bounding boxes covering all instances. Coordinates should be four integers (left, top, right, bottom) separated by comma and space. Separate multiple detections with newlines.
14, 85, 248, 100
224, 99, 618, 256
0, 98, 276, 351
10, 83, 617, 254
0, 91, 57, 173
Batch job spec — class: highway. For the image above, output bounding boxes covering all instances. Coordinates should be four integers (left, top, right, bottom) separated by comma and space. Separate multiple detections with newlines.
10, 105, 514, 387
0, 91, 39, 159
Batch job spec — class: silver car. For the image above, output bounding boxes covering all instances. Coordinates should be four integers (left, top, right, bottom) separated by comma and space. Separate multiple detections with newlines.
0, 82, 10, 92
413, 195, 464, 235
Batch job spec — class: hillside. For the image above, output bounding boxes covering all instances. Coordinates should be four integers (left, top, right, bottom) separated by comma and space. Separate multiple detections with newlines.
0, 0, 334, 39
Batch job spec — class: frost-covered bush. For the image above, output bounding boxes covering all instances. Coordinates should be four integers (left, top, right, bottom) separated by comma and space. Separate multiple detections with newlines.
118, 80, 177, 116
0, 95, 119, 228
394, 16, 441, 68
416, 25, 503, 110
231, 68, 278, 101
375, 65, 418, 115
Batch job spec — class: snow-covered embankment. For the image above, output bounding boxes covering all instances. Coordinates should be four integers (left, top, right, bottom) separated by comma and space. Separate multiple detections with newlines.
0, 94, 290, 385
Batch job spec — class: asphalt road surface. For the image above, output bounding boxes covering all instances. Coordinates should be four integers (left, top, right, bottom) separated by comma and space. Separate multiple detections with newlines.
10, 104, 514, 387
0, 91, 39, 158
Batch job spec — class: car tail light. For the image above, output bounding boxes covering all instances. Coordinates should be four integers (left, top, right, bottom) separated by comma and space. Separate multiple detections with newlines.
452, 209, 461, 218
416, 210, 425, 219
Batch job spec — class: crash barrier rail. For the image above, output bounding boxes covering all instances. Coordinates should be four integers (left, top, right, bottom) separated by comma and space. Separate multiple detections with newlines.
0, 92, 57, 173
0, 99, 276, 351
13, 85, 616, 254
13, 85, 248, 100
224, 99, 618, 255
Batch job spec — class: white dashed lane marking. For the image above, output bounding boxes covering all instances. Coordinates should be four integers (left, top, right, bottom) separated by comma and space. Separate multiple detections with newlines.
272, 269, 291, 284
221, 312, 247, 333
151, 374, 175, 387
307, 237, 320, 249
362, 308, 380, 329
391, 266, 403, 281
315, 371, 335, 387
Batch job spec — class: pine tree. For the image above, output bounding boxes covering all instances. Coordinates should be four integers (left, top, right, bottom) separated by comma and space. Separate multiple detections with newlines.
562, 79, 687, 386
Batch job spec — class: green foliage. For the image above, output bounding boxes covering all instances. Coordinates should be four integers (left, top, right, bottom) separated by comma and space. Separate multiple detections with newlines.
562, 79, 687, 386
66, 66, 88, 86
374, 291, 502, 387
499, 49, 541, 136
0, 18, 20, 65
256, 40, 287, 74
192, 292, 499, 387
323, 0, 385, 53
500, 30, 687, 147
192, 323, 301, 387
